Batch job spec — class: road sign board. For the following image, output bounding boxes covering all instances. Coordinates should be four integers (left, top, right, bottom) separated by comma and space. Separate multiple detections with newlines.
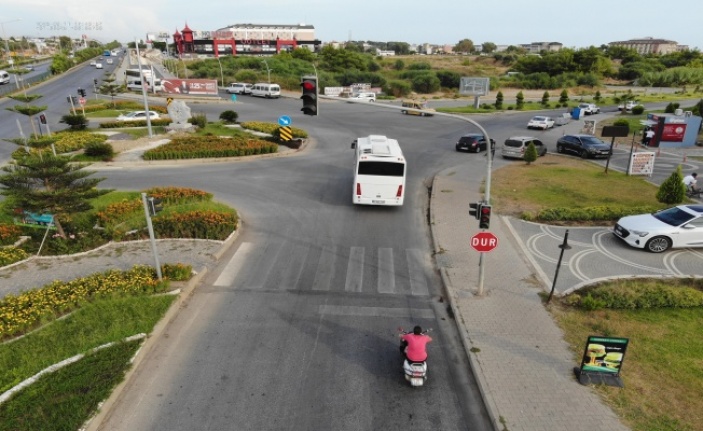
278, 115, 292, 126
471, 232, 498, 252
78, 97, 86, 106
230, 94, 237, 102
279, 126, 292, 141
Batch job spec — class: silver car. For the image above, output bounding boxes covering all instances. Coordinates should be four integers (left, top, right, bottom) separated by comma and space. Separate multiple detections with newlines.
501, 136, 547, 159
613, 205, 703, 252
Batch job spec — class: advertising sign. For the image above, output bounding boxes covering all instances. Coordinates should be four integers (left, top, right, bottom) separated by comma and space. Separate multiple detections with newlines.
661, 124, 687, 142
579, 336, 629, 376
459, 77, 490, 96
161, 79, 219, 96
628, 151, 656, 176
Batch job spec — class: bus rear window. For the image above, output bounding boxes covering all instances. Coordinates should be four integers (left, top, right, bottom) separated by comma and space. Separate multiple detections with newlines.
358, 161, 405, 177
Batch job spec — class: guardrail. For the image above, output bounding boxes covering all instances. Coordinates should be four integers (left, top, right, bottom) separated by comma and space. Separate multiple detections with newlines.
0, 70, 52, 97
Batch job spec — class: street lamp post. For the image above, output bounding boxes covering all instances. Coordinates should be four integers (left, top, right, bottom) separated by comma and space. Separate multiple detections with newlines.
216, 55, 224, 88
261, 59, 271, 83
1, 19, 21, 70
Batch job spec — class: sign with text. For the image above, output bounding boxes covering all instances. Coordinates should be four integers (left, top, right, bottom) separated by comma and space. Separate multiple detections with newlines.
161, 79, 219, 96
579, 336, 629, 376
628, 151, 656, 176
459, 77, 490, 96
470, 232, 498, 252
662, 124, 687, 142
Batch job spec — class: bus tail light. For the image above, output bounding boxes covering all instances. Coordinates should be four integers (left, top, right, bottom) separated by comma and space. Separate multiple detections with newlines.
356, 183, 361, 196
396, 185, 403, 197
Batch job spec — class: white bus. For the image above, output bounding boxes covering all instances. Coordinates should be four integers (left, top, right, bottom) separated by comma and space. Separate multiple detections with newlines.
351, 135, 406, 206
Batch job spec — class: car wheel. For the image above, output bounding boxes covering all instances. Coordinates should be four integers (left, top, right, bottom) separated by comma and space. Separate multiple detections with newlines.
646, 236, 671, 253
580, 150, 589, 159
557, 145, 564, 153
401, 110, 407, 114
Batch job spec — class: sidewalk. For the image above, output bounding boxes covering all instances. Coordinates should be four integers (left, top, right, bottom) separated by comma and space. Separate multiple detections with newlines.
430, 165, 630, 431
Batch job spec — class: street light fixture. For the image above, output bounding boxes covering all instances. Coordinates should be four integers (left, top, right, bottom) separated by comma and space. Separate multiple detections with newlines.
261, 59, 271, 83
1, 19, 21, 70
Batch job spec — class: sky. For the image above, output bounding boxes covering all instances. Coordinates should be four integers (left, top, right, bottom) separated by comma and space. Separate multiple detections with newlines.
1, 0, 701, 50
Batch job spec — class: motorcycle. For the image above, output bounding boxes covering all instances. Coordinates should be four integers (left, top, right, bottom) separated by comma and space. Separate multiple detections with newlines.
398, 327, 431, 387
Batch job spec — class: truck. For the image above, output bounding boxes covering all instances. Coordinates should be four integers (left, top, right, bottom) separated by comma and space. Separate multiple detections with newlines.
577, 103, 600, 115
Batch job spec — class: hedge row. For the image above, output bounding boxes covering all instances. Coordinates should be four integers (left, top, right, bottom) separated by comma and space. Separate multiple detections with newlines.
152, 211, 238, 240
81, 101, 168, 114
523, 205, 663, 222
565, 279, 703, 310
99, 118, 172, 129
240, 121, 308, 138
142, 135, 277, 160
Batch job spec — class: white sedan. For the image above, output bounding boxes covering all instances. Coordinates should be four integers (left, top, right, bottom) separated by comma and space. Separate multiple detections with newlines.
527, 116, 555, 130
612, 205, 703, 252
116, 111, 161, 122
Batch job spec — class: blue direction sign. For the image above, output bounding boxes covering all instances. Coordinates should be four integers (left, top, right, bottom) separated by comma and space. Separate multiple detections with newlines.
278, 115, 292, 126
230, 94, 237, 102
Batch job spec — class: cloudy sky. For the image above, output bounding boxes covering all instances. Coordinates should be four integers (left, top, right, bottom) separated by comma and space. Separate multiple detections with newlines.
1, 0, 701, 50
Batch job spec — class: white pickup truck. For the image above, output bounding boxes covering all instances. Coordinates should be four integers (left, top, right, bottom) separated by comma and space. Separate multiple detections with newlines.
578, 103, 600, 115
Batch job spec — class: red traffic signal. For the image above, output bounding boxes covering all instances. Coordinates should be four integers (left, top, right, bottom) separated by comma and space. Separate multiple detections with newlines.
39, 114, 47, 124
300, 77, 318, 116
479, 205, 492, 229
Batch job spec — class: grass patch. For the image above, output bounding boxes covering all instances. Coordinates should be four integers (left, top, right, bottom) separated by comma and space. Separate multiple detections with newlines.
552, 302, 703, 431
196, 122, 253, 137
491, 154, 664, 218
0, 295, 175, 430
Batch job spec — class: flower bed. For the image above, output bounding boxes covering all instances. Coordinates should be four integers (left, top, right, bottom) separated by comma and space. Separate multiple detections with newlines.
142, 135, 277, 160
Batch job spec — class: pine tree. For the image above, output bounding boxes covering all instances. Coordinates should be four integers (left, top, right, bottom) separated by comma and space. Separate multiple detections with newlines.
0, 153, 111, 237
559, 89, 569, 106
516, 91, 525, 110
495, 91, 504, 109
524, 142, 538, 165
541, 91, 550, 107
5, 94, 47, 138
656, 165, 686, 205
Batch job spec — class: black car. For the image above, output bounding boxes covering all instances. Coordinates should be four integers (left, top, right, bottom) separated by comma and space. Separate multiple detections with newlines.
455, 133, 495, 153
556, 134, 611, 158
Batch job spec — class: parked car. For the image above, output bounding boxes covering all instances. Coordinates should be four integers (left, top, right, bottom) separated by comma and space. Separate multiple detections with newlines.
501, 136, 547, 159
613, 205, 703, 253
556, 134, 611, 158
226, 82, 253, 95
527, 116, 555, 130
116, 111, 161, 122
455, 133, 495, 153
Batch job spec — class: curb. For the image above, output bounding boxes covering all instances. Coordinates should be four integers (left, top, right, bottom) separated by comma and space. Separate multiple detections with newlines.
84, 226, 241, 431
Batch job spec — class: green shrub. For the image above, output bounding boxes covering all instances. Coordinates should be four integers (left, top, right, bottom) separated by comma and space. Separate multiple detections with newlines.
530, 205, 662, 222
631, 105, 645, 115
188, 113, 207, 129
162, 263, 193, 281
152, 210, 237, 240
567, 280, 703, 310
219, 110, 239, 124
84, 142, 115, 161
99, 118, 171, 128
60, 114, 89, 130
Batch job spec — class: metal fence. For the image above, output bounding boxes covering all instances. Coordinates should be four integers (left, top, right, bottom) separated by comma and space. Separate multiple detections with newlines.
0, 70, 52, 97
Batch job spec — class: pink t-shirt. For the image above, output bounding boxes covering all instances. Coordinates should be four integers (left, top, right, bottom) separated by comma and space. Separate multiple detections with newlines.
402, 334, 431, 362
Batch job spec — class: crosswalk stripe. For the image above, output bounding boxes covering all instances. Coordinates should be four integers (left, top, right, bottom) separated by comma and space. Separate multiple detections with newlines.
378, 248, 395, 294
344, 247, 364, 292
312, 245, 337, 291
319, 305, 434, 319
407, 249, 430, 296
214, 242, 253, 287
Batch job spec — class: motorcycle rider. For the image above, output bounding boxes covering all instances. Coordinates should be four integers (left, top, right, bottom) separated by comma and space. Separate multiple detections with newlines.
684, 172, 699, 193
399, 326, 433, 363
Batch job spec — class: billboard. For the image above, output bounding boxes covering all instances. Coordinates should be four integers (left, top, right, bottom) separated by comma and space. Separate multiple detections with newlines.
661, 124, 686, 142
579, 336, 629, 376
459, 77, 490, 96
161, 79, 219, 96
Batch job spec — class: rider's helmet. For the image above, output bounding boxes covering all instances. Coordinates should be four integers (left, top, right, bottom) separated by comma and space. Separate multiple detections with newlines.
413, 326, 422, 335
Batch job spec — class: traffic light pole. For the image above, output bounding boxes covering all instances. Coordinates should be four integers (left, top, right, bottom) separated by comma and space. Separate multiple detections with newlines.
321, 96, 493, 295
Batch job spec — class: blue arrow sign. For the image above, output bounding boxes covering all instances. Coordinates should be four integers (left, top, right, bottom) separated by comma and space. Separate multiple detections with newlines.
278, 115, 292, 126
230, 94, 237, 102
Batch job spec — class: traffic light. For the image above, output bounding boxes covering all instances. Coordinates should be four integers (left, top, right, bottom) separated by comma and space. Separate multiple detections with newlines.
78, 88, 86, 97
148, 197, 163, 216
469, 202, 481, 220
300, 76, 318, 116
479, 205, 492, 230
39, 114, 47, 124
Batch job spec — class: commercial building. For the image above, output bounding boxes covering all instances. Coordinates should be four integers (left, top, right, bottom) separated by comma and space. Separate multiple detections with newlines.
172, 23, 321, 58
608, 37, 681, 55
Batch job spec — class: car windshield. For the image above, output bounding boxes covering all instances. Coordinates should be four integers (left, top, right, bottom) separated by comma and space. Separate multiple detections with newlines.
531, 117, 546, 121
653, 207, 696, 226
580, 136, 605, 146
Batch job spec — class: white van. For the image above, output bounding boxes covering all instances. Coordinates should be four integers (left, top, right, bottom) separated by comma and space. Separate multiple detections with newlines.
0, 70, 10, 85
250, 83, 281, 98
127, 79, 164, 92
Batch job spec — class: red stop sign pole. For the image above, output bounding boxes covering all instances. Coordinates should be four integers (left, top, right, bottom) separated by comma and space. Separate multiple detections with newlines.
471, 232, 498, 253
